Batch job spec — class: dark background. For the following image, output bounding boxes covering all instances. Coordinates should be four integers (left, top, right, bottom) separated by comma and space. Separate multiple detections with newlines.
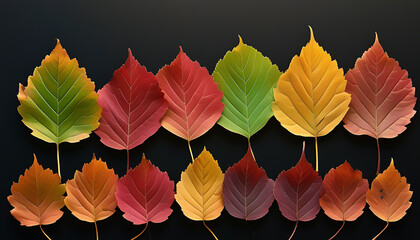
2, 0, 419, 239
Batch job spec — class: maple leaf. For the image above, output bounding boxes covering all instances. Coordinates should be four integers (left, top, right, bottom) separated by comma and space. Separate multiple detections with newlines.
175, 148, 224, 239
64, 155, 118, 240
320, 161, 369, 239
366, 159, 412, 239
223, 145, 274, 220
95, 49, 168, 171
157, 48, 224, 161
116, 154, 174, 239
17, 40, 102, 177
271, 27, 351, 171
343, 34, 416, 174
8, 155, 65, 239
274, 142, 322, 239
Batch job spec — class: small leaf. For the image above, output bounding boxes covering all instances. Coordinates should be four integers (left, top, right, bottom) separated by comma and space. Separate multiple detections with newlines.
366, 159, 412, 239
213, 36, 282, 139
274, 142, 322, 239
320, 161, 369, 239
116, 154, 175, 225
156, 48, 224, 142
8, 155, 65, 227
223, 146, 274, 220
343, 34, 416, 173
175, 147, 224, 221
65, 155, 118, 239
271, 27, 351, 171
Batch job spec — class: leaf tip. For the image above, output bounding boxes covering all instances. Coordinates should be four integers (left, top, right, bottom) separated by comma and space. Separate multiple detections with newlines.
233, 35, 244, 52
127, 48, 133, 57
17, 83, 27, 100
308, 26, 315, 42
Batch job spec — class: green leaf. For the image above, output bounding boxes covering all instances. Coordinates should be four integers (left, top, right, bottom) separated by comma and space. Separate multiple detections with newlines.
213, 36, 282, 139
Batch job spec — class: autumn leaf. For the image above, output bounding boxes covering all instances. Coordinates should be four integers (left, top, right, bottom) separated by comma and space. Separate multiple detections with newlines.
17, 40, 102, 177
343, 34, 416, 174
223, 145, 274, 220
320, 161, 369, 240
271, 27, 351, 171
8, 155, 65, 240
213, 36, 281, 148
175, 148, 224, 239
274, 142, 322, 240
116, 154, 174, 239
65, 155, 118, 240
156, 48, 224, 161
95, 49, 168, 171
366, 159, 412, 240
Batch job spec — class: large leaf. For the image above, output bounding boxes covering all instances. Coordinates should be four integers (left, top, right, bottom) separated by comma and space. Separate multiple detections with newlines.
156, 48, 224, 142
8, 155, 65, 227
116, 154, 174, 225
213, 36, 281, 140
273, 143, 322, 239
343, 34, 416, 173
271, 27, 351, 171
65, 155, 118, 239
175, 148, 224, 239
320, 161, 368, 239
366, 159, 412, 239
95, 49, 168, 170
17, 40, 102, 177
223, 146, 274, 220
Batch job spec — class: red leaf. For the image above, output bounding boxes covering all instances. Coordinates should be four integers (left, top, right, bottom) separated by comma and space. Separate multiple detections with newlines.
156, 48, 224, 141
116, 154, 175, 225
274, 143, 322, 222
95, 49, 168, 150
223, 146, 274, 220
343, 34, 416, 173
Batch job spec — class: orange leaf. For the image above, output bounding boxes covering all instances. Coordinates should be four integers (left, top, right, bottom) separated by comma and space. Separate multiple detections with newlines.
65, 154, 118, 239
8, 155, 65, 227
366, 159, 412, 239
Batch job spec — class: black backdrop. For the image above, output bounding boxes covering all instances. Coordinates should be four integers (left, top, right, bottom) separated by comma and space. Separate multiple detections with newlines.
2, 0, 419, 239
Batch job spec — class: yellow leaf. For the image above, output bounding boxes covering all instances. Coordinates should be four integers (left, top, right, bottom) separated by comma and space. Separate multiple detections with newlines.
271, 27, 351, 171
175, 147, 224, 221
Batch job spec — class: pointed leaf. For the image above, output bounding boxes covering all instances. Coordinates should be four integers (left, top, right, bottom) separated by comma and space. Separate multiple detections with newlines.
366, 159, 412, 222
8, 155, 65, 226
175, 148, 224, 221
272, 28, 351, 138
64, 155, 118, 222
320, 161, 369, 222
116, 154, 175, 224
274, 143, 322, 222
95, 49, 168, 150
343, 34, 416, 139
223, 146, 274, 220
17, 40, 101, 144
213, 36, 282, 139
156, 48, 224, 141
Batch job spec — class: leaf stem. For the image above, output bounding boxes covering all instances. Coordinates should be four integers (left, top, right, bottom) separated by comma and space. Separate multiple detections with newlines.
376, 138, 381, 175
289, 221, 299, 240
132, 221, 148, 240
126, 148, 130, 173
56, 143, 61, 178
329, 220, 345, 240
372, 221, 389, 240
187, 140, 194, 162
39, 225, 52, 240
94, 220, 99, 240
203, 220, 218, 240
315, 136, 318, 172
248, 138, 255, 161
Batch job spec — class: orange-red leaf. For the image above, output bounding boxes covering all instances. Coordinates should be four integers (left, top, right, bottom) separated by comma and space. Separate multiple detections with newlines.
8, 155, 65, 226
367, 159, 412, 222
320, 161, 368, 222
95, 49, 168, 150
156, 48, 224, 141
116, 154, 175, 225
64, 155, 118, 222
